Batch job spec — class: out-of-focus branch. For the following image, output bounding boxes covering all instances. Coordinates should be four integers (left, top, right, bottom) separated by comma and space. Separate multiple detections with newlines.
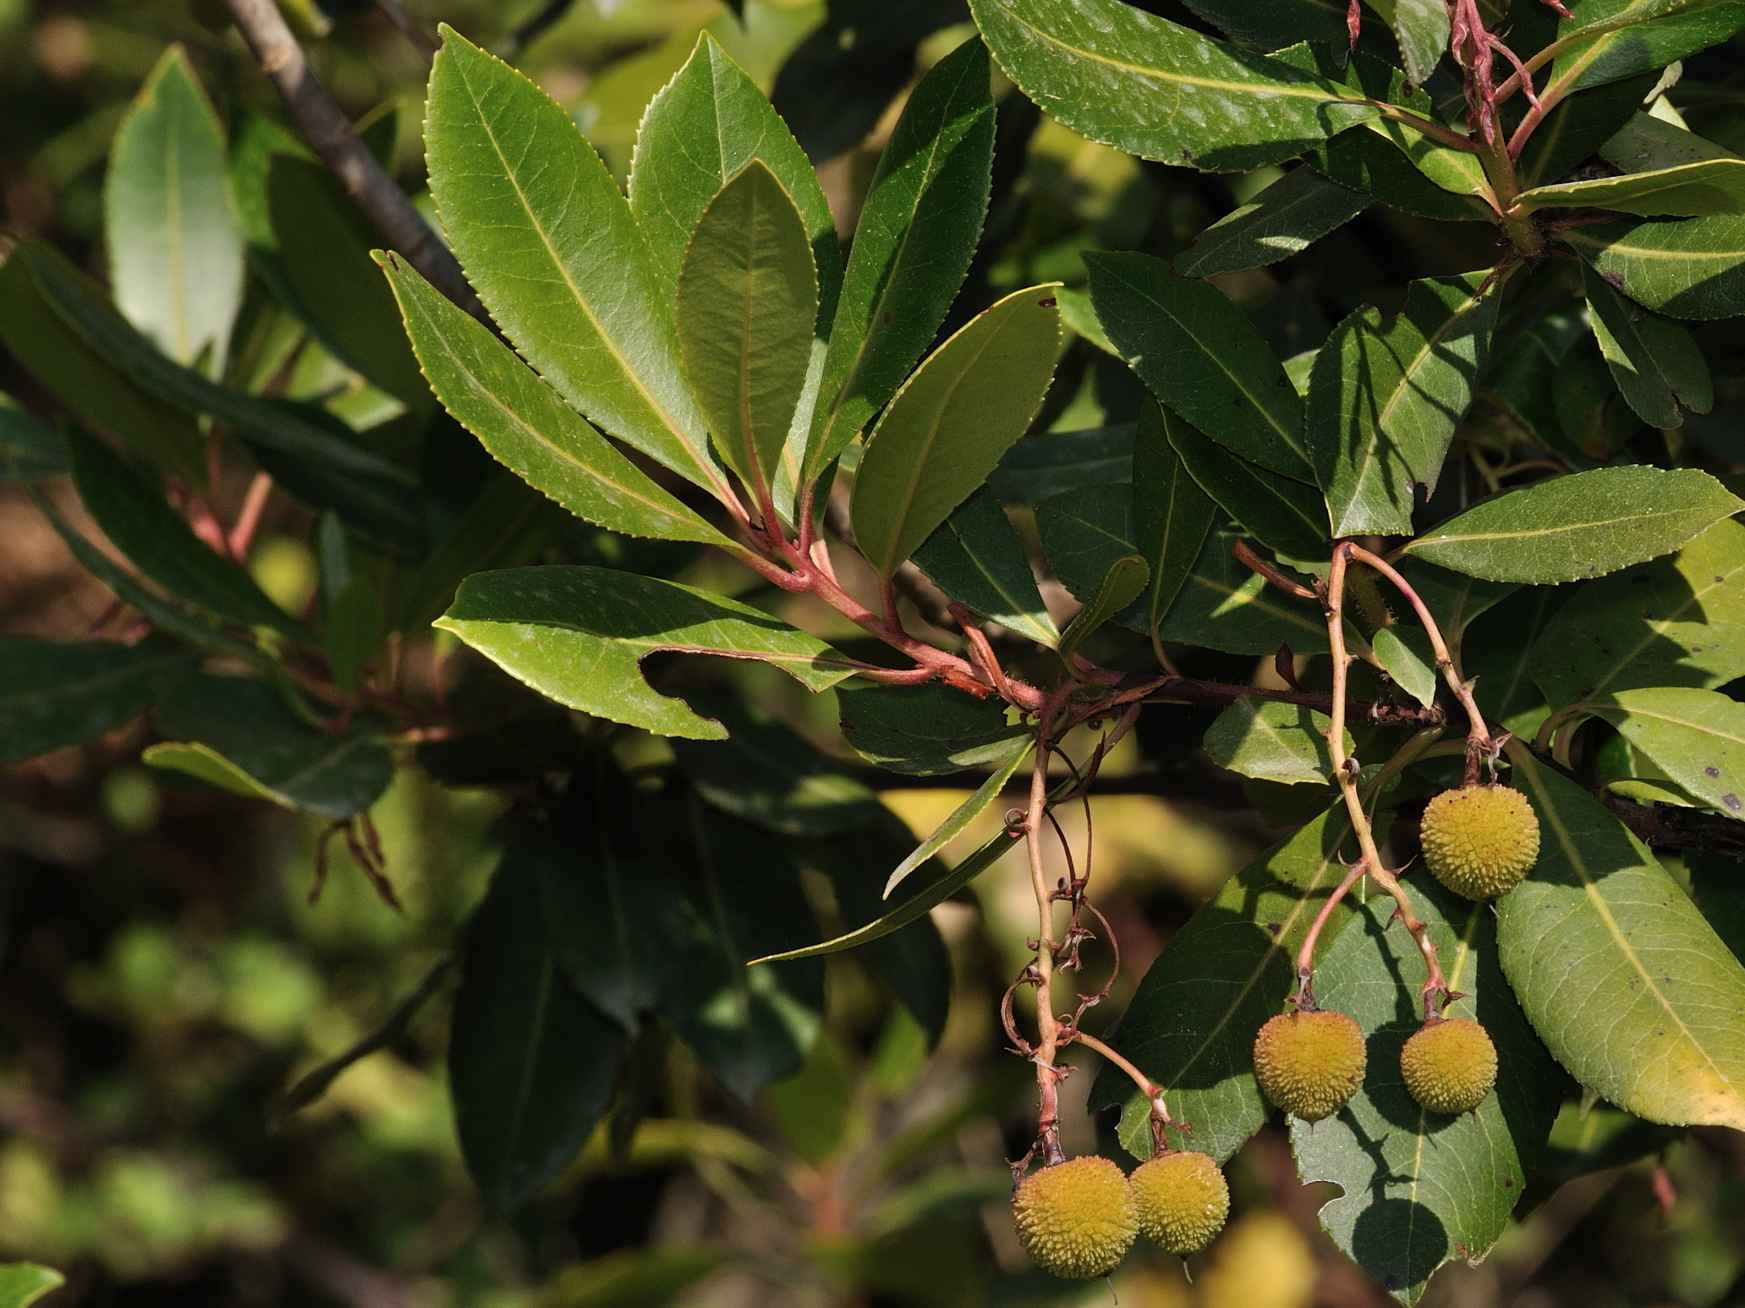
222, 0, 481, 320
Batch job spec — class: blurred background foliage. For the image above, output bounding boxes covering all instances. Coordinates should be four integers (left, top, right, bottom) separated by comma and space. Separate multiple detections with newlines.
1, 1, 1742, 1305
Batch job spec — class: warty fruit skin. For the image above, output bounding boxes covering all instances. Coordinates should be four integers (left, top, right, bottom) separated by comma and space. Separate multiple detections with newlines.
1400, 1017, 1497, 1114
1252, 1009, 1367, 1122
1420, 784, 1540, 900
1131, 1150, 1230, 1256
1012, 1155, 1137, 1279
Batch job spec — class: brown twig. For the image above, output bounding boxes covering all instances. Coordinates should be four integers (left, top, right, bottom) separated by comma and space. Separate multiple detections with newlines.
222, 0, 482, 321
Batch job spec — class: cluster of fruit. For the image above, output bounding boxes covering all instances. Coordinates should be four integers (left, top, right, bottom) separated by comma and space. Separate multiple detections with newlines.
1013, 783, 1542, 1278
1256, 784, 1540, 1121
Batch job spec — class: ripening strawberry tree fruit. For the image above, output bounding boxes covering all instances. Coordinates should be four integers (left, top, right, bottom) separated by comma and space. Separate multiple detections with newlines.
4, 0, 1745, 1301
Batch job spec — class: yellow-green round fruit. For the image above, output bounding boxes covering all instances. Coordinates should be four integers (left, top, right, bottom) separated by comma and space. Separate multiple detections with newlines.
1400, 1017, 1497, 1114
1252, 1010, 1366, 1122
1420, 785, 1539, 900
1131, 1151, 1230, 1256
1013, 1155, 1137, 1279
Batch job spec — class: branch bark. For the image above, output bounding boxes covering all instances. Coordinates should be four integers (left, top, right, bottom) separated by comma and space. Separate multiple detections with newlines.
222, 0, 482, 320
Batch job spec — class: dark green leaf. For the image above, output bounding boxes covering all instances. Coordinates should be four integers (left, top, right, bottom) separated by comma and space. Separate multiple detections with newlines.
0, 397, 70, 481
969, 0, 1379, 171
1308, 271, 1501, 537
425, 26, 731, 503
379, 253, 742, 555
1202, 700, 1345, 785
1178, 0, 1347, 48
671, 704, 884, 836
1547, 0, 1745, 97
1400, 466, 1743, 583
1087, 251, 1313, 478
1132, 401, 1217, 650
451, 847, 626, 1211
804, 37, 996, 485
1091, 804, 1366, 1162
911, 489, 1060, 648
850, 284, 1061, 575
880, 739, 1033, 898
0, 249, 200, 480
67, 430, 302, 638
1519, 75, 1662, 191
1564, 213, 1745, 320
1163, 408, 1329, 559
146, 676, 392, 820
1365, 0, 1451, 85
989, 425, 1135, 503
1292, 882, 1563, 1305
0, 638, 191, 764
437, 568, 863, 740
105, 46, 243, 373
659, 804, 823, 1099
1530, 519, 1745, 706
837, 683, 1029, 776
1581, 264, 1713, 429
1174, 168, 1370, 278
1498, 749, 1745, 1128
676, 163, 818, 496
1600, 111, 1739, 175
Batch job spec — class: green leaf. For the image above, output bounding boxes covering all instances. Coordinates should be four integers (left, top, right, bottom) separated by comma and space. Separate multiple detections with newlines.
1564, 213, 1745, 320
1163, 408, 1329, 560
1399, 466, 1744, 583
837, 683, 1030, 776
0, 397, 68, 481
435, 567, 864, 740
1395, 558, 1517, 651
1174, 168, 1370, 278
849, 284, 1062, 576
1521, 157, 1745, 216
1308, 271, 1501, 537
451, 846, 626, 1212
0, 250, 201, 481
968, 0, 1379, 171
67, 431, 302, 639
628, 32, 843, 514
1530, 519, 1745, 706
1058, 553, 1149, 663
1091, 804, 1365, 1162
1086, 251, 1312, 478
425, 26, 730, 503
13, 242, 423, 546
0, 638, 191, 764
104, 46, 244, 374
1365, 0, 1451, 85
1291, 881, 1563, 1305
1579, 687, 1745, 819
1519, 75, 1664, 192
379, 253, 742, 555
910, 489, 1060, 648
1547, 0, 1745, 98
670, 702, 884, 837
0, 1264, 64, 1308
1372, 626, 1439, 707
1202, 700, 1345, 785
1581, 264, 1714, 429
147, 677, 392, 820
881, 738, 1033, 898
268, 157, 429, 403
1132, 401, 1216, 649
535, 1249, 735, 1308
676, 162, 818, 496
1498, 750, 1745, 1129
660, 804, 822, 1099
804, 37, 996, 485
